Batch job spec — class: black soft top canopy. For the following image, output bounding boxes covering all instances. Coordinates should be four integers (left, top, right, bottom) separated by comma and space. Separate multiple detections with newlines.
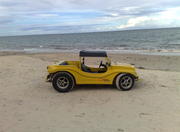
80, 50, 107, 57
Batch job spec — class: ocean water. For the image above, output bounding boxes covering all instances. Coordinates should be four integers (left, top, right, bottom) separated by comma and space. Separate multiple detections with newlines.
0, 28, 180, 55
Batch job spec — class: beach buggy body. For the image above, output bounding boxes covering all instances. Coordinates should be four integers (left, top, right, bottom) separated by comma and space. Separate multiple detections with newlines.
47, 50, 138, 92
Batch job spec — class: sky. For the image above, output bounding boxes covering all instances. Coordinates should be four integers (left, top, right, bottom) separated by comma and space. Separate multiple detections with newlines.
0, 0, 180, 36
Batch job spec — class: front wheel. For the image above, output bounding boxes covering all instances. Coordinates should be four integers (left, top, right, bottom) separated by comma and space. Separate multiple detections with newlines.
115, 74, 134, 91
52, 72, 75, 92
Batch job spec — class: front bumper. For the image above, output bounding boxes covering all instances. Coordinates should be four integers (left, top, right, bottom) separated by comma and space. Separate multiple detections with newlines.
134, 76, 139, 81
46, 74, 53, 82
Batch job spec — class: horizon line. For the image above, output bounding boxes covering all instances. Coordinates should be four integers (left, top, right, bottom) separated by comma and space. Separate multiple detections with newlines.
1, 26, 180, 37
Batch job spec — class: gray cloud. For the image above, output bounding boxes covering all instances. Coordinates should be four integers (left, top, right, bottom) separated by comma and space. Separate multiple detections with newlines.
21, 24, 107, 33
1, 0, 179, 12
0, 16, 13, 24
104, 7, 165, 18
0, 19, 13, 24
0, 0, 180, 36
0, 0, 179, 17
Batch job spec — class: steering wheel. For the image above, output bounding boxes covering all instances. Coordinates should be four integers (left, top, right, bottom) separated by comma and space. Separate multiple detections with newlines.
99, 61, 107, 70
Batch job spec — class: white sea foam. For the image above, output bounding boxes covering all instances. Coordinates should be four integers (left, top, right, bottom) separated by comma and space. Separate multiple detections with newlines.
1, 28, 180, 55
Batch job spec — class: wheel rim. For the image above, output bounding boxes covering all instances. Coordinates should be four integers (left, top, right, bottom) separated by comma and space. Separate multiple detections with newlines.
57, 77, 69, 89
120, 76, 133, 89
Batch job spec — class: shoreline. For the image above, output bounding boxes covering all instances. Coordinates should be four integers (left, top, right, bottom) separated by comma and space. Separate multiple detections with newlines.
0, 51, 180, 72
1, 50, 180, 56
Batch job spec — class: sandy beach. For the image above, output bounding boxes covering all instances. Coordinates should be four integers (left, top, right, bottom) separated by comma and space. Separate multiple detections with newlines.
0, 52, 180, 132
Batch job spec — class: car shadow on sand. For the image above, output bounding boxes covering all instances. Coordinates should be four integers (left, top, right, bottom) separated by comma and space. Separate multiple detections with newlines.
73, 83, 142, 92
74, 84, 115, 91
45, 80, 142, 93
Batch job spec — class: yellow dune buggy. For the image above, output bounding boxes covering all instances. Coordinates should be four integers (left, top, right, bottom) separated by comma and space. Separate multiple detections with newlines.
47, 50, 138, 92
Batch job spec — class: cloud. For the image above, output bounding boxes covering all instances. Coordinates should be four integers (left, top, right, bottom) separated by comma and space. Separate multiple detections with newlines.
21, 23, 108, 33
116, 7, 180, 30
0, 16, 14, 24
117, 17, 152, 29
0, 0, 180, 36
0, 19, 13, 24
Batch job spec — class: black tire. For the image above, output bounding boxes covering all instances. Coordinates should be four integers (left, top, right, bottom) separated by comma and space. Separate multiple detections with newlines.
52, 72, 75, 92
115, 74, 134, 91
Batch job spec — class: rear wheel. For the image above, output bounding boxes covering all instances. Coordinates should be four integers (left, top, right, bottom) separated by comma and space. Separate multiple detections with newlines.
115, 74, 134, 91
52, 72, 75, 92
